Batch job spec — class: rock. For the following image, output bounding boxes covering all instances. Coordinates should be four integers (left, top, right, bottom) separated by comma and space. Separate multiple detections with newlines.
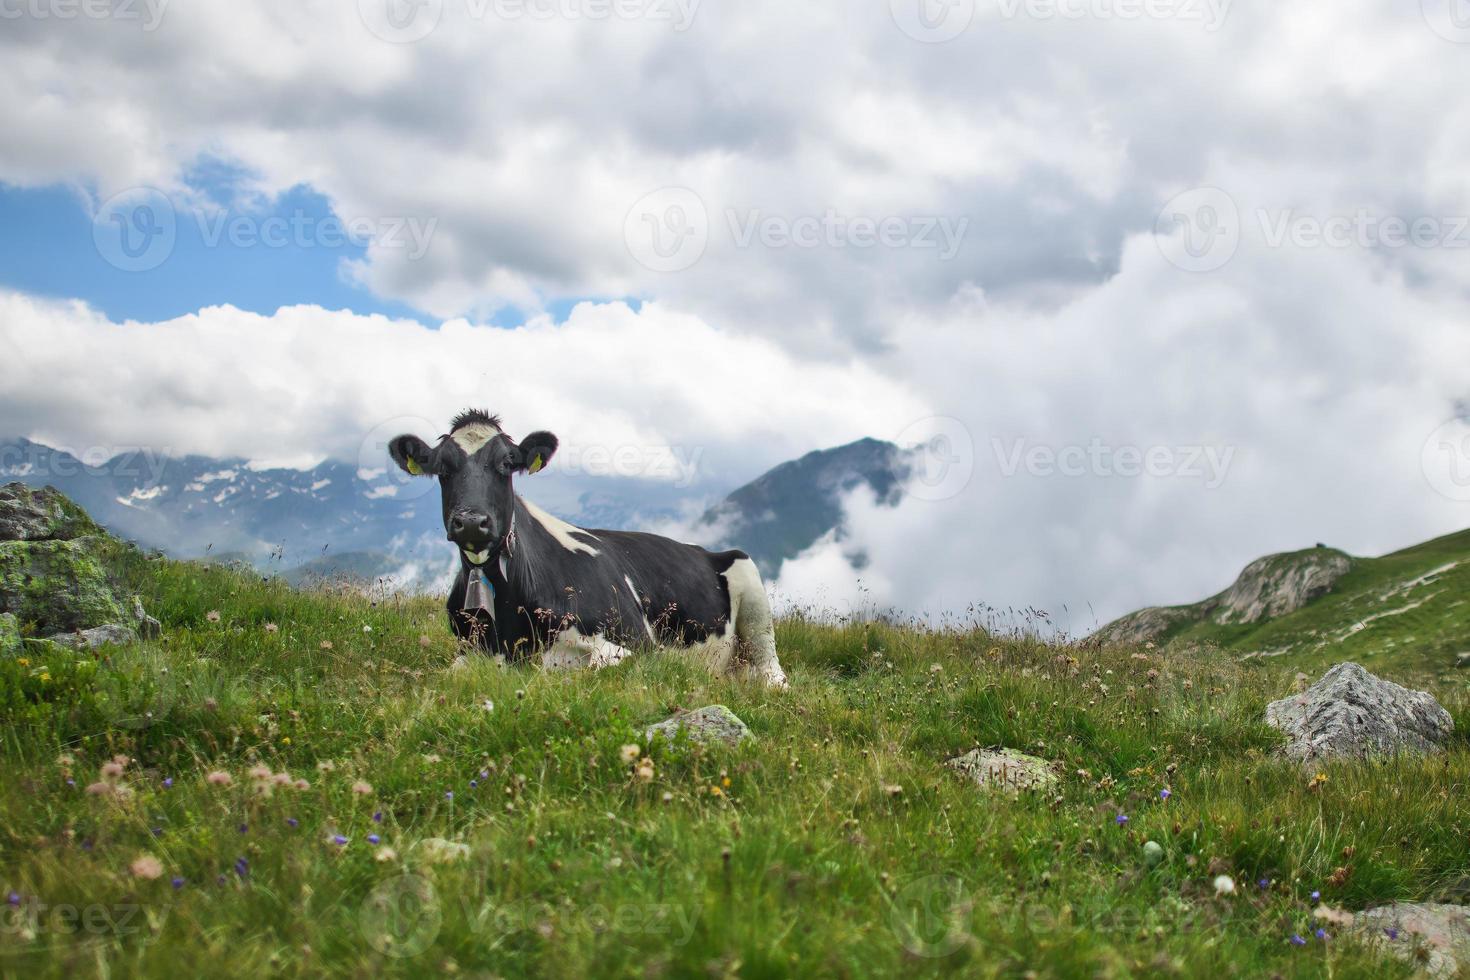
0, 483, 158, 648
0, 612, 18, 656
644, 705, 751, 746
1142, 841, 1165, 867
0, 483, 102, 542
1094, 546, 1352, 646
1212, 548, 1352, 625
1265, 663, 1454, 763
1352, 903, 1470, 979
1456, 653, 1469, 669
43, 623, 140, 650
946, 748, 1058, 793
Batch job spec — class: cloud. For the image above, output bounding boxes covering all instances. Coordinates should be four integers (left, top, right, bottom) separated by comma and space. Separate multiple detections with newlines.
0, 290, 927, 492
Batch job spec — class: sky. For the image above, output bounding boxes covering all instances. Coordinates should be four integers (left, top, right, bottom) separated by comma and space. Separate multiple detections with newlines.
1, 0, 1469, 630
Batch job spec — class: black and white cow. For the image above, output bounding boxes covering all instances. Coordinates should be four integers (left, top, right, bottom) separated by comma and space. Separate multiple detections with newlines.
389, 410, 788, 687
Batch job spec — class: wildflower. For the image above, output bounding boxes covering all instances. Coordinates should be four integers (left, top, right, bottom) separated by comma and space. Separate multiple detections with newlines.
287, 818, 299, 828
1259, 878, 1271, 890
294, 779, 310, 791
373, 811, 383, 823
271, 772, 293, 786
1385, 928, 1399, 941
248, 764, 272, 781
316, 760, 336, 773
1315, 929, 1328, 941
482, 699, 494, 712
171, 877, 185, 890
206, 610, 221, 623
234, 857, 249, 877
7, 893, 19, 906
362, 625, 372, 634
130, 855, 164, 880
16, 658, 29, 668
351, 780, 373, 796
1310, 890, 1320, 901
206, 771, 233, 786
883, 784, 902, 798
1159, 788, 1171, 801
100, 761, 125, 780
1115, 814, 1129, 826
423, 754, 442, 764
419, 635, 432, 648
264, 623, 279, 634
85, 782, 114, 796
332, 835, 348, 846
620, 744, 641, 764
635, 758, 655, 783
375, 847, 399, 863
445, 791, 453, 800
162, 777, 173, 789
368, 834, 381, 845
1213, 875, 1236, 896
319, 640, 333, 650
1290, 934, 1306, 946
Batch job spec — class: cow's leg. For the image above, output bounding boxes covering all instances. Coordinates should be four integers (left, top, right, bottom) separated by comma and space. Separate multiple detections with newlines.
723, 558, 788, 689
542, 630, 635, 672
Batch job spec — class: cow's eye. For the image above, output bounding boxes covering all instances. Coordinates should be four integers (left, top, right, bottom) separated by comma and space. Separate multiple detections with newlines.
494, 455, 516, 476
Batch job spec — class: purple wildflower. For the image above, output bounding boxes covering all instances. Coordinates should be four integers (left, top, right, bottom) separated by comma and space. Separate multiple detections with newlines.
1315, 929, 1328, 941
373, 811, 383, 823
470, 780, 478, 788
287, 818, 299, 828
234, 857, 248, 877
171, 877, 185, 890
445, 791, 454, 800
333, 835, 348, 845
368, 834, 381, 845
66, 778, 76, 787
1310, 890, 1320, 901
7, 893, 19, 906
1115, 813, 1128, 826
1259, 878, 1270, 890
1290, 935, 1306, 947
162, 777, 173, 789
238, 824, 248, 834
1386, 928, 1399, 941
152, 827, 164, 837
1159, 788, 1171, 801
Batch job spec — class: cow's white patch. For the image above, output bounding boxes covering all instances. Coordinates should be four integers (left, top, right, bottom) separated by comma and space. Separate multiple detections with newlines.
451, 423, 500, 456
722, 557, 788, 688
542, 629, 634, 671
521, 498, 600, 556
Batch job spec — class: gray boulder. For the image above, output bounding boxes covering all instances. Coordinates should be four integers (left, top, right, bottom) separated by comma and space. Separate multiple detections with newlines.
43, 623, 141, 650
0, 482, 158, 650
1265, 663, 1454, 763
644, 705, 751, 746
947, 748, 1058, 793
1352, 903, 1470, 979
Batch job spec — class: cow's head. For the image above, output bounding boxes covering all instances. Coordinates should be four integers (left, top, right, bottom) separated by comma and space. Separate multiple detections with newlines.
389, 410, 559, 565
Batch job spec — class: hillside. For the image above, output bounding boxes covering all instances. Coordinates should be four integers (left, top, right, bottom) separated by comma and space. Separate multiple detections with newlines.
1097, 529, 1470, 682
1, 490, 1467, 976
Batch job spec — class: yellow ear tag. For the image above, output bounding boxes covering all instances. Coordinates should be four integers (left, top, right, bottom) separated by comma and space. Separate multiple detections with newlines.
528, 454, 544, 475
406, 458, 423, 476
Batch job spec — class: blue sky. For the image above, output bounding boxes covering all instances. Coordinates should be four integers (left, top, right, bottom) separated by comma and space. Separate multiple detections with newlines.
0, 171, 624, 326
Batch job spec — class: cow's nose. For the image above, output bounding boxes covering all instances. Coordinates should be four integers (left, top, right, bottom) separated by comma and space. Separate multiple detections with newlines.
448, 510, 493, 544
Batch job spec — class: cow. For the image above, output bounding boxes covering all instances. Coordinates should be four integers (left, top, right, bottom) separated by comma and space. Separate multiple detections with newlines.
388, 410, 788, 688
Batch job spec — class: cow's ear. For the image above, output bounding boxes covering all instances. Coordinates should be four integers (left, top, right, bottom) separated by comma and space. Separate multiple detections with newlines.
516, 431, 559, 475
389, 435, 435, 477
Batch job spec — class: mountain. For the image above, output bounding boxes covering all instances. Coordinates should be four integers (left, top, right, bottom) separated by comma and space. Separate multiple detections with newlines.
1, 434, 907, 588
694, 437, 909, 577
1096, 529, 1470, 680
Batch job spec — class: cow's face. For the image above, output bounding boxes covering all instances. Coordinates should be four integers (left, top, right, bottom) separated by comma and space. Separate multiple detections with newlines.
389, 411, 558, 565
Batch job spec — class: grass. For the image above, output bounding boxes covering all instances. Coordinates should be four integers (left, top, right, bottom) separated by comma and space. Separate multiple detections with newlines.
0, 555, 1467, 977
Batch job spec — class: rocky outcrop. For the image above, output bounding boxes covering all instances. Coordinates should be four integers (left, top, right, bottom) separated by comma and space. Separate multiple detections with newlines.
1095, 546, 1353, 646
0, 482, 157, 650
947, 748, 1058, 793
1351, 903, 1470, 979
1265, 663, 1454, 763
644, 705, 751, 746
